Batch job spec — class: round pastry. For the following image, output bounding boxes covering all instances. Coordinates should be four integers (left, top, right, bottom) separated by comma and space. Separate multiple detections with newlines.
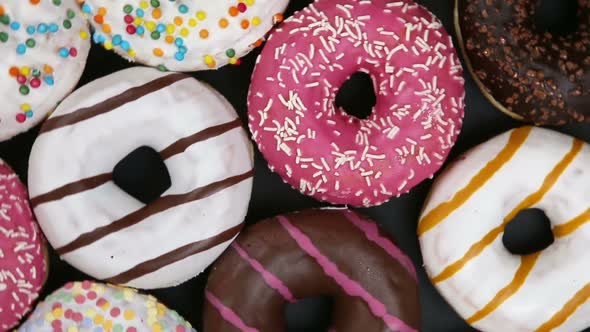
419, 126, 590, 331
0, 159, 48, 330
28, 66, 254, 289
0, 0, 90, 141
204, 208, 420, 332
455, 0, 590, 125
80, 0, 289, 71
18, 280, 196, 332
248, 0, 465, 207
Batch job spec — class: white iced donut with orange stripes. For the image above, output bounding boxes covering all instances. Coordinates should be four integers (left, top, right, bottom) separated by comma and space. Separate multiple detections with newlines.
419, 126, 590, 332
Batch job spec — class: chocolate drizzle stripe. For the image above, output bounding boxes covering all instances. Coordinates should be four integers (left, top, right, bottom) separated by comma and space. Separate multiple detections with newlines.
159, 118, 242, 160
277, 215, 418, 332
31, 173, 112, 208
534, 283, 590, 332
106, 223, 243, 284
418, 126, 532, 236
56, 169, 253, 255
40, 73, 189, 134
466, 253, 540, 323
432, 139, 583, 284
30, 118, 242, 207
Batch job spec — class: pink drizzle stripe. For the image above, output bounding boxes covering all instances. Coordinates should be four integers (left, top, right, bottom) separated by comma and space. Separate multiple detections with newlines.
343, 211, 418, 281
278, 216, 418, 332
232, 242, 297, 303
205, 291, 259, 332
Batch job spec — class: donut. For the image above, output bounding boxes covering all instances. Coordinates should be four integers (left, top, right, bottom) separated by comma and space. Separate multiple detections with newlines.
204, 208, 420, 332
18, 280, 196, 332
0, 1, 90, 141
28, 66, 254, 289
455, 0, 590, 125
79, 0, 289, 71
248, 0, 465, 207
419, 126, 590, 331
0, 160, 47, 330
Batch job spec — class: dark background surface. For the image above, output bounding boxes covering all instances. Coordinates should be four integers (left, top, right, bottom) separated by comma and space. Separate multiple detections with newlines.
3, 0, 590, 331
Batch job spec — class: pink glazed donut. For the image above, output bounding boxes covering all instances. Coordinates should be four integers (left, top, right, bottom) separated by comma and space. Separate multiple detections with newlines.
248, 0, 465, 207
0, 159, 47, 330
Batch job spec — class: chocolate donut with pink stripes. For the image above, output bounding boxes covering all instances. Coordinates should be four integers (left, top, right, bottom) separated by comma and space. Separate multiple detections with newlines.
203, 208, 420, 332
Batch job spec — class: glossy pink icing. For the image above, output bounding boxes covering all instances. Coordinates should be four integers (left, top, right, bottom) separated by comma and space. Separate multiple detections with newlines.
278, 216, 417, 332
343, 210, 417, 281
0, 160, 46, 330
248, 0, 465, 207
205, 290, 259, 332
231, 242, 296, 303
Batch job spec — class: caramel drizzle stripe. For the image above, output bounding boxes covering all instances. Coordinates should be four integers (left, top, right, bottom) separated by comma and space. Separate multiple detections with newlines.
56, 169, 254, 256
30, 118, 242, 208
418, 127, 532, 236
534, 283, 590, 332
432, 139, 583, 284
106, 223, 243, 284
466, 253, 540, 323
553, 208, 590, 238
40, 73, 189, 134
523, 209, 590, 331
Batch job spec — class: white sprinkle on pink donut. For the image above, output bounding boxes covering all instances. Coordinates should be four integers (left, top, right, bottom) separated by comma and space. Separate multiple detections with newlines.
248, 0, 465, 207
0, 160, 47, 330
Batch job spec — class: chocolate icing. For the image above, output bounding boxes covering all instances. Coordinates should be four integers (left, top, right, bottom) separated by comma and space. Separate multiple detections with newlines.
203, 209, 420, 332
56, 170, 253, 255
457, 0, 590, 125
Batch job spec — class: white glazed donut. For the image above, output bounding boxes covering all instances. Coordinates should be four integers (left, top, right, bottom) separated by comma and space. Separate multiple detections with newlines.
80, 0, 289, 71
28, 66, 254, 289
419, 126, 590, 332
18, 280, 197, 332
0, 0, 90, 141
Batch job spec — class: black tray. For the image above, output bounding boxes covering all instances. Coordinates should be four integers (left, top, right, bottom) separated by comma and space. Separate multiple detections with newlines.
3, 0, 590, 331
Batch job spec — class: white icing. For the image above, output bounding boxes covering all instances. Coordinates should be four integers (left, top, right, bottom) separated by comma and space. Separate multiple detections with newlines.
0, 0, 90, 141
81, 0, 289, 71
28, 67, 254, 289
18, 281, 197, 331
419, 127, 590, 332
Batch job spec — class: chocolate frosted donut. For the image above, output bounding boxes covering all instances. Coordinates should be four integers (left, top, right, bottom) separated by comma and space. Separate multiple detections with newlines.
204, 208, 420, 332
455, 0, 590, 125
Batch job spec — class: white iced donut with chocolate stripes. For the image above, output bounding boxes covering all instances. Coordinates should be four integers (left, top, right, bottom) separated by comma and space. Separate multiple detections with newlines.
28, 66, 254, 289
419, 126, 590, 332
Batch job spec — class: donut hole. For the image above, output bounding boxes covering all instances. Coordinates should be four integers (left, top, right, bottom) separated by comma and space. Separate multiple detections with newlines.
285, 295, 334, 332
534, 0, 579, 35
335, 72, 376, 120
502, 208, 554, 255
113, 146, 171, 204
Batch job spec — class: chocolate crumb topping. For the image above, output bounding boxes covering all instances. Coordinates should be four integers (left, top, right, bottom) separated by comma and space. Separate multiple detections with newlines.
457, 0, 590, 125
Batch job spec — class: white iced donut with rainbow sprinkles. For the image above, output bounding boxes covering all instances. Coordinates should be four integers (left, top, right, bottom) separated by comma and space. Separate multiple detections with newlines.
0, 0, 90, 141
80, 0, 289, 71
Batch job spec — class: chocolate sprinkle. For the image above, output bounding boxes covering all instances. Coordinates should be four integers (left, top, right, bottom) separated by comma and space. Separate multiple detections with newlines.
457, 0, 590, 125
